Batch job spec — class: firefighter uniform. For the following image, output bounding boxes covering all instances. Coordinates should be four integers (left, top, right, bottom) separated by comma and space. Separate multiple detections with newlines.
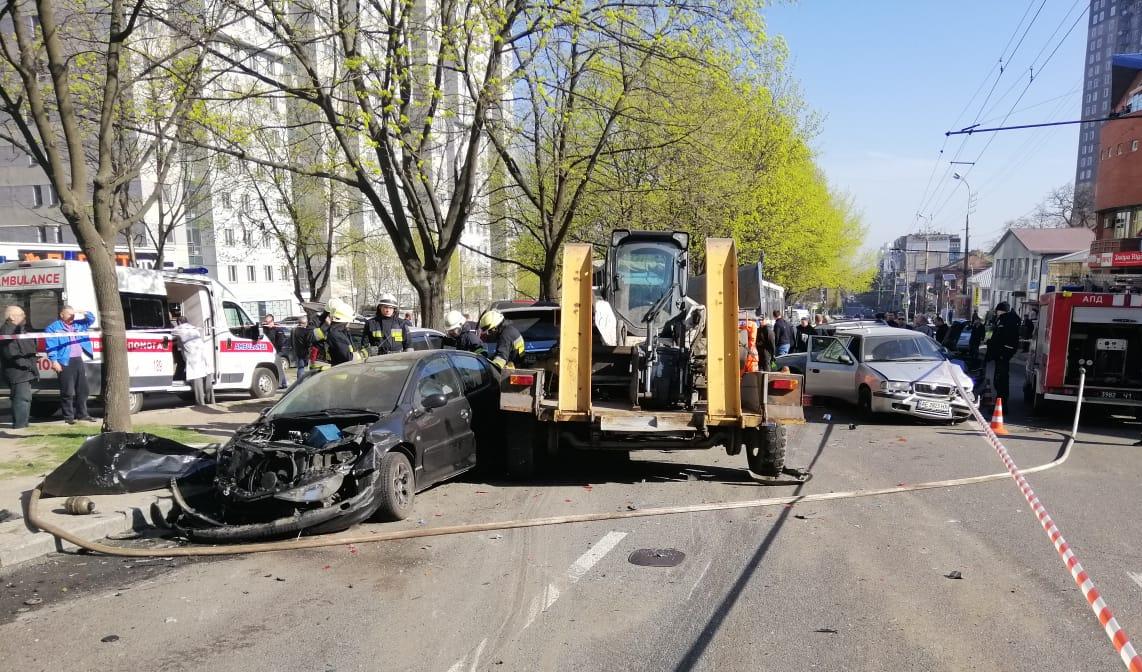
489, 321, 525, 370
457, 328, 487, 356
443, 310, 486, 356
364, 314, 412, 355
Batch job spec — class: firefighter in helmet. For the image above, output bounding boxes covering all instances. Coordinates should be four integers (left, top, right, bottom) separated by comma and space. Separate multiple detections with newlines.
479, 309, 525, 371
310, 298, 358, 369
364, 293, 411, 356
444, 310, 486, 356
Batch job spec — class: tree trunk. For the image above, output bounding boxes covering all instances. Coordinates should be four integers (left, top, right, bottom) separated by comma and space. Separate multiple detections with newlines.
539, 253, 559, 301
83, 244, 132, 432
415, 272, 446, 330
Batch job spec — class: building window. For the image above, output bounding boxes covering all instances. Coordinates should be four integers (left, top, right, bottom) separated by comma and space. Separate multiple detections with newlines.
31, 184, 58, 207
247, 265, 257, 282
336, 265, 348, 281
242, 229, 252, 246
1118, 143, 1124, 155
241, 192, 250, 210
227, 265, 238, 283
264, 265, 273, 282
1115, 211, 1131, 239
1133, 140, 1140, 152
36, 225, 47, 243
224, 229, 235, 246
221, 191, 232, 209
279, 265, 289, 281
262, 231, 271, 248
52, 226, 62, 243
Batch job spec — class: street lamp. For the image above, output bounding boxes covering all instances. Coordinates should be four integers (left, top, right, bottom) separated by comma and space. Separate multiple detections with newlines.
953, 172, 973, 319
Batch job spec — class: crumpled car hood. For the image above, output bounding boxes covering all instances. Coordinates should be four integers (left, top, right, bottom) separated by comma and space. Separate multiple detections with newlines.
865, 360, 973, 389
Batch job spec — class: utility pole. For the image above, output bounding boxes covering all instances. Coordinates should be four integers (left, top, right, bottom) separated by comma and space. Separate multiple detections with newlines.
953, 168, 975, 319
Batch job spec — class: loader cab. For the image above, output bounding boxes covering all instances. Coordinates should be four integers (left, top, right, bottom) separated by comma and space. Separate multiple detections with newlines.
605, 230, 689, 342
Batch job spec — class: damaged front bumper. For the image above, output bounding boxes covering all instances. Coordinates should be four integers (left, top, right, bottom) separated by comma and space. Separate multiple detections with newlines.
174, 412, 392, 541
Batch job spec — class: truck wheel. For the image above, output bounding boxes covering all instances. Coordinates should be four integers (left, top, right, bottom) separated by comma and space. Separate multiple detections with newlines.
29, 399, 57, 419
746, 424, 786, 477
249, 367, 277, 399
505, 415, 537, 480
373, 451, 415, 521
127, 392, 144, 415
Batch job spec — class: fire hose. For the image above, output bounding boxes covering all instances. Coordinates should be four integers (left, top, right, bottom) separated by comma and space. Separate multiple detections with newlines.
25, 384, 1082, 558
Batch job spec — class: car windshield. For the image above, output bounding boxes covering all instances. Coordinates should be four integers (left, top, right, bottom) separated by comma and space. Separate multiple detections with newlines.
266, 360, 415, 416
863, 335, 944, 362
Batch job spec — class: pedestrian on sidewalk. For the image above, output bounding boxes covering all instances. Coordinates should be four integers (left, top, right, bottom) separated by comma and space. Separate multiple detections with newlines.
172, 317, 215, 405
44, 306, 95, 425
772, 310, 793, 357
1, 306, 38, 429
261, 314, 289, 389
290, 314, 311, 384
794, 316, 814, 352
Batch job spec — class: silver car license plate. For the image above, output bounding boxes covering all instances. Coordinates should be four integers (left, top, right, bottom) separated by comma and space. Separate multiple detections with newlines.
917, 400, 951, 414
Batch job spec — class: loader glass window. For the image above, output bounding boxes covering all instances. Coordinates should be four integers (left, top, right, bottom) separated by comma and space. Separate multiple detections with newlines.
615, 244, 678, 319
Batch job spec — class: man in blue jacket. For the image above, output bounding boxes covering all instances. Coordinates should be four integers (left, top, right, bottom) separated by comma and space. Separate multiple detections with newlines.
44, 306, 96, 424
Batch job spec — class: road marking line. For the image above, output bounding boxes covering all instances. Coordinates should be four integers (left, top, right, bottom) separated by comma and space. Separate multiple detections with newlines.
567, 531, 627, 583
468, 638, 487, 672
687, 559, 713, 601
1128, 572, 1142, 591
446, 658, 465, 672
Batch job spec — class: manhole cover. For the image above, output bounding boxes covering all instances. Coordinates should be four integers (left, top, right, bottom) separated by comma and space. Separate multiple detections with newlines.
628, 548, 686, 567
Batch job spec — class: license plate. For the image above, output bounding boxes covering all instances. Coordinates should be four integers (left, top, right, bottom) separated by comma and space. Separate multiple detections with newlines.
1089, 390, 1138, 400
917, 400, 951, 414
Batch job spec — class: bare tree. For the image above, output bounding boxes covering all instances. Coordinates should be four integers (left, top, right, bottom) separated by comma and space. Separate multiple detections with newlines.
0, 0, 217, 430
1007, 183, 1094, 230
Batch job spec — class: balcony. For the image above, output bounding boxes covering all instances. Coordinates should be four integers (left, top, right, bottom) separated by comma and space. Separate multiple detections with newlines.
1090, 237, 1142, 255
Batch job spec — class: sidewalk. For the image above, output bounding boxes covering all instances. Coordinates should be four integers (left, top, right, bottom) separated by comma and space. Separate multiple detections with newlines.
0, 396, 271, 569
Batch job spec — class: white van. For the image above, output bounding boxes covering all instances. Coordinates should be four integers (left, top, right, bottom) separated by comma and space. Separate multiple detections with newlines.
0, 260, 281, 416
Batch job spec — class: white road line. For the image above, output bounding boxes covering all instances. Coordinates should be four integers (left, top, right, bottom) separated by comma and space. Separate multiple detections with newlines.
468, 638, 487, 672
687, 559, 713, 601
1127, 572, 1142, 590
567, 531, 628, 583
446, 659, 465, 672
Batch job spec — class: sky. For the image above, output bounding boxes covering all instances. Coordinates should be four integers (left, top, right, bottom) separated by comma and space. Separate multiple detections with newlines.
762, 0, 1089, 253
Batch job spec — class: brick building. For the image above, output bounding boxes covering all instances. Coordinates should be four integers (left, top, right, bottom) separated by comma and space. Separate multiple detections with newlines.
1088, 53, 1142, 274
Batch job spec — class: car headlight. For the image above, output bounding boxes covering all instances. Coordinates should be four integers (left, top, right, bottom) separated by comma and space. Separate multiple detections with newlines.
880, 380, 912, 393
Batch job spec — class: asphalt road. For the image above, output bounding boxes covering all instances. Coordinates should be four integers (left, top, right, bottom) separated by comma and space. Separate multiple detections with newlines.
2, 367, 1141, 671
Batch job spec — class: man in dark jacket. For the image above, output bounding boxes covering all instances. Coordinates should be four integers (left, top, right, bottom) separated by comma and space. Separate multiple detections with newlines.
363, 293, 412, 356
479, 309, 526, 371
794, 316, 815, 352
755, 315, 776, 372
986, 301, 1022, 402
934, 316, 949, 345
1, 306, 38, 429
772, 310, 793, 356
968, 314, 985, 366
289, 315, 311, 384
261, 314, 289, 389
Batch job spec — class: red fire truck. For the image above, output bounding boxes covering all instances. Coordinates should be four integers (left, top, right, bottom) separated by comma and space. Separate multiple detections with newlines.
1024, 290, 1142, 414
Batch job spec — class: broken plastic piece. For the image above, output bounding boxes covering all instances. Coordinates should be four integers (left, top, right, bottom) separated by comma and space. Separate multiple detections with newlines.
42, 433, 212, 497
945, 570, 963, 580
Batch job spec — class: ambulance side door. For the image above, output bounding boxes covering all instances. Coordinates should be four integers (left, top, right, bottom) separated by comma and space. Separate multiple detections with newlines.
120, 293, 175, 390
218, 300, 271, 386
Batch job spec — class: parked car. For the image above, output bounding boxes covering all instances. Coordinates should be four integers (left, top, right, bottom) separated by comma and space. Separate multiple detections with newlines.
776, 326, 976, 421
494, 303, 560, 366
174, 350, 501, 540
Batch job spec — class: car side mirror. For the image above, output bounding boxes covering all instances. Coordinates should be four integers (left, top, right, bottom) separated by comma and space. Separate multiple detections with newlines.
421, 393, 448, 410
839, 353, 854, 365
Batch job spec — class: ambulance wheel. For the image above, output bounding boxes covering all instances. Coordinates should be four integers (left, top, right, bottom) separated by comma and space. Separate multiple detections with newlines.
127, 392, 144, 415
249, 367, 278, 399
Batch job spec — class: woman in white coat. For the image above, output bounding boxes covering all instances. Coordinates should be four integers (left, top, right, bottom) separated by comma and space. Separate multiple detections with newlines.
172, 317, 215, 405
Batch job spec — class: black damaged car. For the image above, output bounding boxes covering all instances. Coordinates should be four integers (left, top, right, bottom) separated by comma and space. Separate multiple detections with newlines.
174, 350, 500, 540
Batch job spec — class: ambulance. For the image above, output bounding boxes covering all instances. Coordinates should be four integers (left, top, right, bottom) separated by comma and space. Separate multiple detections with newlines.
1024, 290, 1142, 414
0, 260, 282, 416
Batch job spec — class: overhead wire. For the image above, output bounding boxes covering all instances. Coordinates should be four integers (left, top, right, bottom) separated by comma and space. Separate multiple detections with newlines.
927, 0, 1091, 230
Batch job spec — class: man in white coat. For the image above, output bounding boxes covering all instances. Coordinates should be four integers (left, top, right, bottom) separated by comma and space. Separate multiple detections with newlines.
173, 317, 215, 405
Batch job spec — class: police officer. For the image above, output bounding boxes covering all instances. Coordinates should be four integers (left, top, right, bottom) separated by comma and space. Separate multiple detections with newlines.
986, 301, 1021, 402
444, 310, 486, 355
364, 293, 412, 356
479, 309, 525, 371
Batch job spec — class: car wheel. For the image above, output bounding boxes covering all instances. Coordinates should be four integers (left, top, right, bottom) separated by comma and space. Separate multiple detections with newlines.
746, 424, 786, 477
373, 451, 415, 521
858, 385, 873, 415
248, 366, 277, 399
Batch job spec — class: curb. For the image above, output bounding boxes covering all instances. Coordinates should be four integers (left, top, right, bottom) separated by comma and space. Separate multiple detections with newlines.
0, 493, 174, 568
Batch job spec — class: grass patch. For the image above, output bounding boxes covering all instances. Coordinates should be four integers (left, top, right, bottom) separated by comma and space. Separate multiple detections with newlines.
0, 424, 214, 478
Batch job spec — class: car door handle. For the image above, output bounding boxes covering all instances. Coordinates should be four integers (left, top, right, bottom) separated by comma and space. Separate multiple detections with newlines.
811, 368, 821, 374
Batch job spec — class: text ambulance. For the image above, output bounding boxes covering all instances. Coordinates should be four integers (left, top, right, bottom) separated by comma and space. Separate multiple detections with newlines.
0, 260, 282, 415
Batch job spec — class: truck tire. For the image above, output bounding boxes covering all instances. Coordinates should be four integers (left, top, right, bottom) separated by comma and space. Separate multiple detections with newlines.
746, 424, 786, 477
505, 415, 537, 480
373, 450, 415, 521
249, 366, 277, 399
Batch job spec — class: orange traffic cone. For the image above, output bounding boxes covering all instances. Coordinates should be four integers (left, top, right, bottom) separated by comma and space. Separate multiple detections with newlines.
989, 397, 1009, 435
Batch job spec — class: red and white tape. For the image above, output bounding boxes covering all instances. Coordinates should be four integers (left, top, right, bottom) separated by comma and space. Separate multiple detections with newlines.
954, 365, 1142, 671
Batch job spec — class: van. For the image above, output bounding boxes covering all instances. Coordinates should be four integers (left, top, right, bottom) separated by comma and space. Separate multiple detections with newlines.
0, 260, 281, 416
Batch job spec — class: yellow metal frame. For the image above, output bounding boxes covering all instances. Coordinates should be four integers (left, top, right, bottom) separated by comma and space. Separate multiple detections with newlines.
556, 243, 593, 421
705, 238, 742, 424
